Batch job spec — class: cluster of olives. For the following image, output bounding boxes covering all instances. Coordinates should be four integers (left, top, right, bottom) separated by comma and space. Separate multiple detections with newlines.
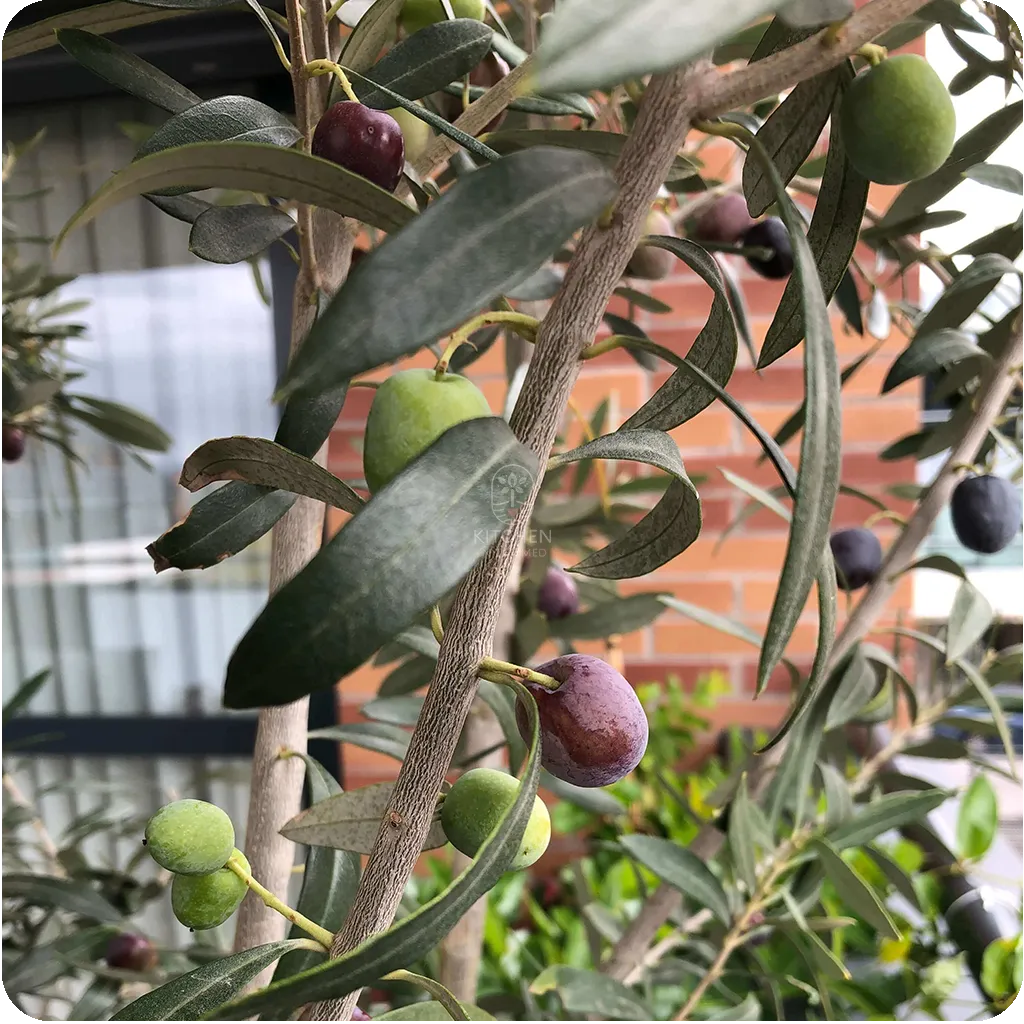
831, 475, 1020, 591
144, 799, 249, 931
312, 0, 504, 192
2, 423, 26, 463
692, 194, 793, 280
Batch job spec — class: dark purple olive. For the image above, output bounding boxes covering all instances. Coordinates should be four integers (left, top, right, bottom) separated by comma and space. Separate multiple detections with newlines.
830, 527, 883, 591
312, 102, 405, 193
2, 424, 26, 463
742, 217, 793, 279
951, 475, 1022, 555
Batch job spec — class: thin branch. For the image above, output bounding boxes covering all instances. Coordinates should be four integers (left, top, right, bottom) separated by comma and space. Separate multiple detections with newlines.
603, 315, 1023, 985
231, 0, 348, 983
311, 60, 714, 1021
695, 0, 934, 118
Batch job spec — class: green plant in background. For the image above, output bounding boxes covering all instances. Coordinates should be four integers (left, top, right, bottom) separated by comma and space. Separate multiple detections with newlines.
1, 0, 1022, 1019
2, 134, 171, 471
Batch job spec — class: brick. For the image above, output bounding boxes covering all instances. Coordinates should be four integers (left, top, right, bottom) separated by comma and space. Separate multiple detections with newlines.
670, 406, 733, 453
739, 658, 812, 696
664, 533, 792, 574
654, 621, 759, 656
619, 577, 735, 614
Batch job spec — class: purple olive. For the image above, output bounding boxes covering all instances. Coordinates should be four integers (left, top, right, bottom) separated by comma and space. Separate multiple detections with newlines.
312, 102, 405, 193
742, 217, 793, 279
3, 424, 26, 463
693, 193, 755, 245
537, 566, 579, 620
515, 654, 649, 788
105, 933, 158, 972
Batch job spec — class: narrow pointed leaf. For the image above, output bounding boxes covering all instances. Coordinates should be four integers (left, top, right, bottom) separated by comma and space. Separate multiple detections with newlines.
224, 418, 537, 708
531, 0, 781, 94
340, 0, 404, 73
3, 875, 122, 923
375, 1003, 493, 1021
179, 436, 364, 513
826, 790, 949, 851
883, 329, 989, 393
742, 67, 843, 217
277, 148, 616, 402
56, 142, 415, 252
742, 132, 841, 694
767, 654, 848, 825
728, 774, 759, 891
819, 762, 854, 827
757, 83, 869, 368
810, 839, 900, 939
619, 834, 731, 923
529, 965, 652, 1020
306, 723, 411, 761
56, 28, 200, 113
824, 648, 877, 729
212, 686, 541, 1020
484, 129, 696, 182
189, 204, 295, 264
547, 428, 701, 578
3, 669, 50, 723
355, 19, 494, 109
3, 2, 185, 60
945, 580, 994, 663
475, 680, 526, 771
361, 695, 425, 727
547, 593, 669, 639
914, 253, 1019, 338
864, 845, 922, 912
620, 239, 738, 431
281, 779, 448, 854
954, 658, 1019, 778
112, 940, 315, 1020
273, 754, 360, 984
880, 101, 1023, 226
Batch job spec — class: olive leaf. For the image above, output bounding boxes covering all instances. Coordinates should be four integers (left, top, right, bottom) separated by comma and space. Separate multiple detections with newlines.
189, 204, 295, 265
547, 429, 701, 578
178, 436, 364, 513
275, 148, 616, 403
209, 685, 542, 1020
224, 418, 537, 708
55, 28, 201, 113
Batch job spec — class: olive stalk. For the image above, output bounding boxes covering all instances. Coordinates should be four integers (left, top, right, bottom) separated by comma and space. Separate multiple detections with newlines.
433, 311, 540, 378
225, 853, 334, 949
477, 655, 560, 691
304, 59, 360, 103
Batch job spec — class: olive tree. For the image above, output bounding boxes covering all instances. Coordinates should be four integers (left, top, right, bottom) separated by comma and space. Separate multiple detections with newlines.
5, 0, 1021, 1018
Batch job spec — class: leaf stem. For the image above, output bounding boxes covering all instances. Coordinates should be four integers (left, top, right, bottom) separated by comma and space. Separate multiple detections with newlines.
304, 58, 360, 103
856, 42, 888, 65
434, 311, 540, 378
383, 970, 468, 1021
324, 0, 347, 22
430, 605, 445, 644
226, 853, 334, 949
478, 656, 560, 691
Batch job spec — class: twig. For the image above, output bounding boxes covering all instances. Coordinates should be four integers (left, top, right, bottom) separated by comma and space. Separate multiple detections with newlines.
603, 315, 1023, 985
311, 60, 715, 1022
232, 0, 346, 985
2, 771, 64, 875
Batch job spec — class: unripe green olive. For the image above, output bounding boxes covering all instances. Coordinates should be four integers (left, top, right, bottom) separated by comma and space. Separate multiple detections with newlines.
400, 0, 485, 35
144, 799, 234, 876
386, 104, 432, 164
171, 850, 249, 930
839, 54, 955, 185
441, 768, 551, 869
362, 368, 492, 493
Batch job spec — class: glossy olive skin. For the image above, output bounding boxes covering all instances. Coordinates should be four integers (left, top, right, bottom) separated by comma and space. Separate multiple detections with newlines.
170, 850, 249, 930
536, 566, 579, 620
441, 768, 550, 869
693, 193, 755, 245
626, 210, 676, 280
3, 424, 26, 462
515, 654, 649, 788
440, 53, 511, 133
105, 933, 159, 972
362, 368, 492, 493
312, 102, 405, 193
840, 54, 956, 185
742, 217, 793, 279
144, 799, 235, 876
951, 475, 1022, 555
830, 527, 883, 591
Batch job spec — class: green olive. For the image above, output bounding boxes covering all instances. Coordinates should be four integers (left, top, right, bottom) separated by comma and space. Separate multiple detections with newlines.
171, 850, 249, 930
144, 799, 235, 876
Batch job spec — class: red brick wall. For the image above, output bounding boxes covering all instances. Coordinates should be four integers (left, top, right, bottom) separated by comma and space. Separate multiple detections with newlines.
326, 130, 921, 793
